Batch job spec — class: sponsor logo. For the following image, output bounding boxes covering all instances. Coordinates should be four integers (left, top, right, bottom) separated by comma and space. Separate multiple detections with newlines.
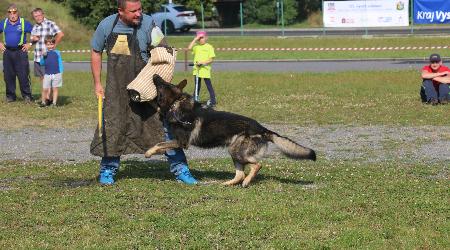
396, 1, 404, 11
327, 2, 335, 11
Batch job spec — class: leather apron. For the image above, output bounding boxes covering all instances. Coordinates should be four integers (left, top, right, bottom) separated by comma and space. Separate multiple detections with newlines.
90, 16, 164, 157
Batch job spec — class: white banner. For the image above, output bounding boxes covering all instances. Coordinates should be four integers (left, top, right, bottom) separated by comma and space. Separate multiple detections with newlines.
323, 0, 409, 28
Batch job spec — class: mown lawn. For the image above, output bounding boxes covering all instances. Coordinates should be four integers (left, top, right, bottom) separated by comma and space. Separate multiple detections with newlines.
0, 159, 448, 249
1, 70, 449, 129
1, 70, 448, 248
9, 35, 450, 62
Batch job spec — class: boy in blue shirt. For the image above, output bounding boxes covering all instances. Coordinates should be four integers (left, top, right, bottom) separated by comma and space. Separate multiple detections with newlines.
39, 35, 63, 107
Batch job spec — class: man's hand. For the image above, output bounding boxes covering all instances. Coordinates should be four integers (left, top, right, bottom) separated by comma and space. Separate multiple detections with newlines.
0, 42, 5, 52
22, 43, 31, 52
94, 82, 104, 97
31, 35, 40, 42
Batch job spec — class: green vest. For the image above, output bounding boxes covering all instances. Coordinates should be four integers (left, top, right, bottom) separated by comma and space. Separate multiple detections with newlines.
2, 18, 25, 46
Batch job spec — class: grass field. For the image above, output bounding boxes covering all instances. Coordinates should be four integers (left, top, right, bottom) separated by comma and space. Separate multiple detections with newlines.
1, 70, 449, 129
0, 159, 447, 249
1, 70, 449, 248
55, 35, 450, 62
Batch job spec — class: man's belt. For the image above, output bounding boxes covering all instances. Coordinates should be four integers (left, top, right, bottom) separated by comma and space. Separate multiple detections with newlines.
5, 45, 23, 51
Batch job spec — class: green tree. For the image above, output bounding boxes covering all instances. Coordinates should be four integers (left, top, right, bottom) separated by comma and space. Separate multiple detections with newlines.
244, 0, 298, 25
296, 0, 321, 22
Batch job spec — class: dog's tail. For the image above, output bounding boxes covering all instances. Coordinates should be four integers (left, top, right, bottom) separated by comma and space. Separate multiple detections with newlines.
266, 131, 316, 161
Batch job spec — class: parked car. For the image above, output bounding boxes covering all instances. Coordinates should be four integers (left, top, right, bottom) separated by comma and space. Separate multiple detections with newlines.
152, 3, 197, 33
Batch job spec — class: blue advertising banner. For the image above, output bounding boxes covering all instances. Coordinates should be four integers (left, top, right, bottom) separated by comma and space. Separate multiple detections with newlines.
414, 0, 450, 24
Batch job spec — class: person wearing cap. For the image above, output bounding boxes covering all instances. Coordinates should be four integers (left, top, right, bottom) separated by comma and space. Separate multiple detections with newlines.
30, 8, 64, 107
187, 30, 216, 107
0, 4, 34, 103
421, 53, 450, 105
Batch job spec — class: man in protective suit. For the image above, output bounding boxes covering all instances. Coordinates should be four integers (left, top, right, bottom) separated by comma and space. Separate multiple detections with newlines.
90, 0, 198, 185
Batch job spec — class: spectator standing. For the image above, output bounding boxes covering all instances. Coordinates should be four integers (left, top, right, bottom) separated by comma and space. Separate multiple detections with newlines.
0, 4, 34, 103
187, 30, 216, 107
39, 35, 63, 107
90, 0, 198, 185
421, 53, 450, 105
31, 8, 64, 106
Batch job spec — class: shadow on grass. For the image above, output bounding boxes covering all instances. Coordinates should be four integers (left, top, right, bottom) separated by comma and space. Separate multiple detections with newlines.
117, 160, 314, 186
30, 94, 72, 106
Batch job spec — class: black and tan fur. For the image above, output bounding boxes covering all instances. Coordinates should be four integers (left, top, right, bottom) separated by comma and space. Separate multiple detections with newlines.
145, 75, 316, 187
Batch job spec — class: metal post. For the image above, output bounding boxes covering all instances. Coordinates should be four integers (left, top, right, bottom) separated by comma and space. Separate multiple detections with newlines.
364, 0, 368, 36
281, 0, 285, 36
164, 5, 167, 35
410, 0, 414, 34
184, 49, 188, 72
240, 2, 244, 36
201, 2, 205, 30
322, 0, 326, 36
276, 1, 280, 25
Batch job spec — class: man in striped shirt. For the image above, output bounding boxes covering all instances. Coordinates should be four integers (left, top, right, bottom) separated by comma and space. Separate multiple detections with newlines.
31, 8, 64, 105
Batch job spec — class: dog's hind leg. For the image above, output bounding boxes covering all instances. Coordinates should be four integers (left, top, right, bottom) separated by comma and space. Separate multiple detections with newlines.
222, 162, 245, 186
242, 163, 261, 188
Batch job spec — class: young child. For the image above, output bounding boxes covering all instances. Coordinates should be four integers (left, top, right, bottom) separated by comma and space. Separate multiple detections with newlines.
187, 31, 216, 107
39, 35, 63, 107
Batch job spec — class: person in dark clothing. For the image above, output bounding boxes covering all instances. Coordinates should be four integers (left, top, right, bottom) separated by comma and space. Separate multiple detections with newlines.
0, 4, 34, 103
90, 0, 198, 185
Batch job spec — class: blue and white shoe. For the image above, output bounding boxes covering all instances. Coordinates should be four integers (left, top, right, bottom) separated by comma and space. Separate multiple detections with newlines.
176, 167, 198, 185
99, 169, 115, 185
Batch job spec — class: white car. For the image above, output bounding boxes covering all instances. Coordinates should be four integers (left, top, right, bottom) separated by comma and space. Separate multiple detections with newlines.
152, 3, 197, 33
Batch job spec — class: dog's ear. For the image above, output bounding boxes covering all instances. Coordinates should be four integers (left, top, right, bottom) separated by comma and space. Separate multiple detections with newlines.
153, 74, 166, 86
177, 79, 188, 91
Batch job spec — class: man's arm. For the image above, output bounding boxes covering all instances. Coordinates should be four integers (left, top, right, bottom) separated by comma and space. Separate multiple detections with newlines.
54, 31, 64, 46
91, 49, 104, 97
421, 70, 448, 79
0, 22, 4, 52
432, 76, 450, 84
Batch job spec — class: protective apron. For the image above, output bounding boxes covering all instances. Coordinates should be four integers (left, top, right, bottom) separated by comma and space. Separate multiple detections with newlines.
90, 16, 164, 157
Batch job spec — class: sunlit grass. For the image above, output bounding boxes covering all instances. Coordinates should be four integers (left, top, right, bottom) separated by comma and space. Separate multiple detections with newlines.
1, 69, 448, 129
0, 159, 447, 248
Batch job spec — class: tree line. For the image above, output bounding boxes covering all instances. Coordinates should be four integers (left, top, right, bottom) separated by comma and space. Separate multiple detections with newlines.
53, 0, 321, 28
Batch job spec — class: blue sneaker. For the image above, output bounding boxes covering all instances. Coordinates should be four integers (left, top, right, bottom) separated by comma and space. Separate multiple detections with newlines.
99, 169, 114, 185
176, 167, 198, 185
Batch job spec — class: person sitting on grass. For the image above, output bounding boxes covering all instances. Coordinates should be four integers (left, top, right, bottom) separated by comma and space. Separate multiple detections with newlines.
39, 35, 63, 107
421, 53, 450, 105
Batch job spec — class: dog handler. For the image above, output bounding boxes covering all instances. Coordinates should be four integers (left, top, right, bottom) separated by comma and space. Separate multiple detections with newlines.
90, 0, 197, 185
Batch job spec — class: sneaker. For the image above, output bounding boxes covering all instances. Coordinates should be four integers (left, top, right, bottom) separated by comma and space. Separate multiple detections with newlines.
176, 167, 198, 185
5, 97, 15, 103
431, 98, 439, 106
24, 96, 33, 104
38, 102, 48, 108
99, 169, 115, 185
440, 99, 448, 105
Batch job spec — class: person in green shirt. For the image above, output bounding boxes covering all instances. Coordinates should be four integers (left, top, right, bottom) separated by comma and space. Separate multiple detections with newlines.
187, 31, 216, 107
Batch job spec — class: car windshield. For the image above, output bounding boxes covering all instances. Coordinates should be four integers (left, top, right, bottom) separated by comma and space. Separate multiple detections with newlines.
173, 6, 189, 12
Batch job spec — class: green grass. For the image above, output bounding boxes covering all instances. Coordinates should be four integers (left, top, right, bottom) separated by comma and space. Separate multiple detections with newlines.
0, 0, 92, 48
1, 70, 449, 129
56, 35, 450, 62
53, 36, 449, 61
0, 159, 448, 248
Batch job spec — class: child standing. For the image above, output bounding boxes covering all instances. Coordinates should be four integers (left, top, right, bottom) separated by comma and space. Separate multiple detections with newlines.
187, 31, 216, 107
39, 35, 63, 107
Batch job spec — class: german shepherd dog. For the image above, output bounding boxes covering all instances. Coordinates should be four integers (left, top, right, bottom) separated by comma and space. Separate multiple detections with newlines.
145, 75, 316, 187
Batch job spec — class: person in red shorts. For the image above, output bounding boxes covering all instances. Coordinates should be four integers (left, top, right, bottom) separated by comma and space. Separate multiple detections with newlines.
421, 53, 450, 105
